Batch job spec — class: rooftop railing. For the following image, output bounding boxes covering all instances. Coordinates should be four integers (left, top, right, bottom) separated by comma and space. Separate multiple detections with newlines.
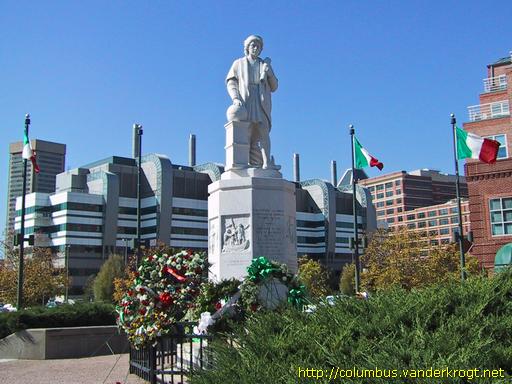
468, 100, 510, 122
483, 74, 507, 93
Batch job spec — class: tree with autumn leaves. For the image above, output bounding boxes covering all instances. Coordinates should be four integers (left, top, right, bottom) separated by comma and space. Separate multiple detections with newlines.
297, 256, 331, 298
0, 233, 68, 307
361, 228, 480, 292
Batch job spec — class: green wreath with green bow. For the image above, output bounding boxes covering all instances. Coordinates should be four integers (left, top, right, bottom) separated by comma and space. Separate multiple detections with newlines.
239, 256, 307, 312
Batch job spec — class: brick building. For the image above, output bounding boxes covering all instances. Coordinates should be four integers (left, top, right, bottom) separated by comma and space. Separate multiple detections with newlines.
396, 198, 470, 246
358, 169, 468, 228
463, 52, 512, 270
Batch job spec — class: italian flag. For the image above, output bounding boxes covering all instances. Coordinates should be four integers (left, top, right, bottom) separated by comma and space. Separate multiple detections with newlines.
22, 130, 40, 173
456, 127, 500, 164
354, 137, 383, 170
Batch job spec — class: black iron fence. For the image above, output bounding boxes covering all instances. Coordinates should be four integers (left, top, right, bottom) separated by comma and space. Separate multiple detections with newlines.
129, 322, 213, 384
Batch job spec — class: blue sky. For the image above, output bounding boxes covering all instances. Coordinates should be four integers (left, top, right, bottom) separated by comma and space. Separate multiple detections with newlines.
1, 0, 511, 238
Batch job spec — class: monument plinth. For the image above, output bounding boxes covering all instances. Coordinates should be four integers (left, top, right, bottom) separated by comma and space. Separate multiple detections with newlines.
208, 177, 297, 281
208, 34, 297, 281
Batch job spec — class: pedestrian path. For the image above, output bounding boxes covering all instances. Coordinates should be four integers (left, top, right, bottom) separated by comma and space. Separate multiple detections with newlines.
0, 353, 146, 384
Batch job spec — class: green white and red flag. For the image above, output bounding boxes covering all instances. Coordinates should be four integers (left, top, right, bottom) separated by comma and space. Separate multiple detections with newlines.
22, 129, 40, 173
354, 136, 383, 170
455, 126, 500, 164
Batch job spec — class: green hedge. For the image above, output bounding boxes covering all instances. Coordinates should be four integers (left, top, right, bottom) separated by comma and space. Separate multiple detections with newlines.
0, 302, 116, 339
191, 269, 512, 384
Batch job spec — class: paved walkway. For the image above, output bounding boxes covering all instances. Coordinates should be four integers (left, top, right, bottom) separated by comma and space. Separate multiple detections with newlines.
0, 354, 148, 384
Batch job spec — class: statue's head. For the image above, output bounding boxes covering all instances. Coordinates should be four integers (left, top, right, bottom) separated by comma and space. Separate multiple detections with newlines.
244, 35, 263, 56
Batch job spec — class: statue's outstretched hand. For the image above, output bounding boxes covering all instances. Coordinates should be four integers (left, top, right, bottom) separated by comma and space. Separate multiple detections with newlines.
233, 99, 243, 106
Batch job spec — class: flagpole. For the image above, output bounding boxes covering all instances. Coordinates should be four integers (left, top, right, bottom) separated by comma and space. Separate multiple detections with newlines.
349, 124, 361, 293
17, 113, 30, 310
451, 113, 466, 281
135, 124, 143, 267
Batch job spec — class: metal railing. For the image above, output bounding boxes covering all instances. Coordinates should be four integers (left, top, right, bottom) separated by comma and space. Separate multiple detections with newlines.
483, 74, 507, 93
467, 100, 510, 122
129, 322, 215, 384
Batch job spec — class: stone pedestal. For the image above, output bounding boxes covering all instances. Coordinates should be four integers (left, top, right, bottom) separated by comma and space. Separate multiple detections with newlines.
224, 121, 250, 171
208, 176, 297, 281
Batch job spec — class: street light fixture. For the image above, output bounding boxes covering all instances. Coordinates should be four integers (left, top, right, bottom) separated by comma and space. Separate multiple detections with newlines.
65, 244, 70, 302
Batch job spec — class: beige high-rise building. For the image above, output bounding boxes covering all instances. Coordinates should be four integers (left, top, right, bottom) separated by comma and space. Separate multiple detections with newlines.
5, 139, 66, 233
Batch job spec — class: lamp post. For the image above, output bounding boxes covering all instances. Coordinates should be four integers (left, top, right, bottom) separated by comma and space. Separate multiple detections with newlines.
123, 238, 128, 265
65, 244, 70, 302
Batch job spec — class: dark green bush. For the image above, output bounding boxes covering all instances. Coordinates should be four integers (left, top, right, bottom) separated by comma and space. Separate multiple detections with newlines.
191, 270, 512, 384
0, 302, 116, 339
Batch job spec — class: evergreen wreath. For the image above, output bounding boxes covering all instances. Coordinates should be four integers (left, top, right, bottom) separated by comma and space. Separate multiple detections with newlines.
192, 257, 307, 333
116, 249, 206, 347
240, 256, 307, 312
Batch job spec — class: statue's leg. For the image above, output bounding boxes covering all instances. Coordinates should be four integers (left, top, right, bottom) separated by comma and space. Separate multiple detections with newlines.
249, 123, 263, 166
259, 122, 271, 169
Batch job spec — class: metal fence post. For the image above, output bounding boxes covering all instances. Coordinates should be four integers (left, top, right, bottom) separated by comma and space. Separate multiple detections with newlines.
149, 343, 157, 384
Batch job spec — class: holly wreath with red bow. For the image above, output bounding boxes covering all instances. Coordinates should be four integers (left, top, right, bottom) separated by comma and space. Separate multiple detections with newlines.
116, 249, 206, 347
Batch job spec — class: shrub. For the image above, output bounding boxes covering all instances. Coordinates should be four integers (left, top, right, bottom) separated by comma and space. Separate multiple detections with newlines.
339, 262, 355, 295
0, 302, 116, 339
190, 269, 512, 383
297, 256, 331, 298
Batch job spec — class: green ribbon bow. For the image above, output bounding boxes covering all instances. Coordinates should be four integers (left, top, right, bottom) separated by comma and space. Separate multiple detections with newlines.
247, 256, 279, 283
287, 285, 307, 308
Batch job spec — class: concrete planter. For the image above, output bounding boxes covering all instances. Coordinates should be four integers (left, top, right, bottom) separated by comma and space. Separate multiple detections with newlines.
0, 325, 127, 359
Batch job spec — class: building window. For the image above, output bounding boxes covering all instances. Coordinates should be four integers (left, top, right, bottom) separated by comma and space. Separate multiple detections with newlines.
428, 219, 437, 227
368, 186, 375, 192
407, 223, 416, 229
395, 180, 401, 186
430, 239, 439, 246
418, 221, 426, 228
385, 200, 393, 206
386, 191, 393, 197
397, 216, 403, 222
387, 217, 395, 223
440, 228, 450, 235
377, 211, 385, 217
396, 189, 401, 195
385, 182, 393, 189
397, 207, 403, 213
417, 212, 425, 219
439, 218, 449, 226
485, 134, 507, 159
386, 208, 394, 214
450, 216, 459, 224
489, 197, 512, 236
439, 208, 449, 216
428, 211, 437, 217
376, 184, 384, 191
376, 202, 385, 208
396, 198, 402, 204
406, 214, 415, 220
377, 193, 384, 199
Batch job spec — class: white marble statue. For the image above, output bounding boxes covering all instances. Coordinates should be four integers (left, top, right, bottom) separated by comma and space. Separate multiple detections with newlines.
226, 35, 278, 169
